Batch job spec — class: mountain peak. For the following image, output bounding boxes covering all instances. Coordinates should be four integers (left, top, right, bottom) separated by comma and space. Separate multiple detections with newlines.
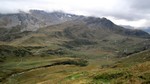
29, 10, 47, 14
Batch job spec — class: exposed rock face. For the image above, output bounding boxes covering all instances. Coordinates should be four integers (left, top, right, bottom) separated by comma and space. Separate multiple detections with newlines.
0, 10, 79, 31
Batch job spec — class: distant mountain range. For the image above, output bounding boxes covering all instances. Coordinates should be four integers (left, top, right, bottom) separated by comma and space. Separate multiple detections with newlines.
0, 10, 149, 38
120, 25, 150, 34
143, 28, 150, 33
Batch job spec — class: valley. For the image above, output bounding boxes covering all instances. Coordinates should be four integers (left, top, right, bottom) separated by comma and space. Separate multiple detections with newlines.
0, 10, 150, 84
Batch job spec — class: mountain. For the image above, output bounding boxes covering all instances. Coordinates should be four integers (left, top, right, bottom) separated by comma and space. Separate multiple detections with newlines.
0, 10, 79, 31
144, 28, 150, 33
121, 25, 150, 34
0, 10, 81, 41
0, 10, 149, 42
139, 27, 150, 34
0, 10, 150, 55
29, 10, 79, 27
120, 25, 134, 29
0, 10, 150, 84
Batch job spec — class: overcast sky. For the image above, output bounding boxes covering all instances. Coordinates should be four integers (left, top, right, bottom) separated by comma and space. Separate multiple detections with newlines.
0, 0, 150, 29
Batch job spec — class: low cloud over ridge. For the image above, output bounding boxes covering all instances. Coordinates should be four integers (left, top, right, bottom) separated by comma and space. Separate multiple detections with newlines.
0, 0, 150, 28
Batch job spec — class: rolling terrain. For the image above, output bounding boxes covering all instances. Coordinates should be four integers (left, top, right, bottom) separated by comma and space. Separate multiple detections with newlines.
0, 10, 150, 84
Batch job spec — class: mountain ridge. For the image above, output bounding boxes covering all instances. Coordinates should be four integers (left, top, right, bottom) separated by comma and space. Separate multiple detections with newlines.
0, 10, 149, 43
0, 10, 80, 31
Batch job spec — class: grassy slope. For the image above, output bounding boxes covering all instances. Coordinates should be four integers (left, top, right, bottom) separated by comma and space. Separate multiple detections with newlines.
1, 48, 149, 84
0, 45, 149, 84
6, 21, 150, 58
0, 55, 88, 83
113, 50, 150, 67
0, 22, 150, 84
90, 50, 150, 84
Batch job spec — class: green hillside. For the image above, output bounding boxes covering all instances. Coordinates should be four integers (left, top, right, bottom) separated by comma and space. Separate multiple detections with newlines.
0, 12, 150, 84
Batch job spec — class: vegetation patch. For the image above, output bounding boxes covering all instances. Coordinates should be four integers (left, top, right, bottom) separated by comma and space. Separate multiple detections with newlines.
41, 48, 67, 56
0, 26, 31, 41
66, 72, 88, 80
63, 39, 97, 48
50, 59, 88, 67
94, 72, 124, 80
0, 45, 32, 59
139, 73, 150, 80
92, 70, 133, 84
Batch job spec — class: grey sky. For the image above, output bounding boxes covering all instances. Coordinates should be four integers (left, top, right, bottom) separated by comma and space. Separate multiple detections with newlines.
0, 0, 150, 28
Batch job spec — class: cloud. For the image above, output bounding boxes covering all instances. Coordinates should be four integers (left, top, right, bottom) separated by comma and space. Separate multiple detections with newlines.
0, 0, 150, 27
131, 0, 150, 11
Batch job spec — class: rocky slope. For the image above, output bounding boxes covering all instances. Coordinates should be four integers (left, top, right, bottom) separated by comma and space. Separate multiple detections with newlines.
0, 10, 79, 31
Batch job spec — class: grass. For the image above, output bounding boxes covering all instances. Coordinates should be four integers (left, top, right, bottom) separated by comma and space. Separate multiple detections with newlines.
91, 61, 150, 84
92, 69, 131, 84
112, 50, 150, 67
0, 52, 149, 84
66, 72, 88, 80
0, 43, 149, 84
0, 54, 88, 83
